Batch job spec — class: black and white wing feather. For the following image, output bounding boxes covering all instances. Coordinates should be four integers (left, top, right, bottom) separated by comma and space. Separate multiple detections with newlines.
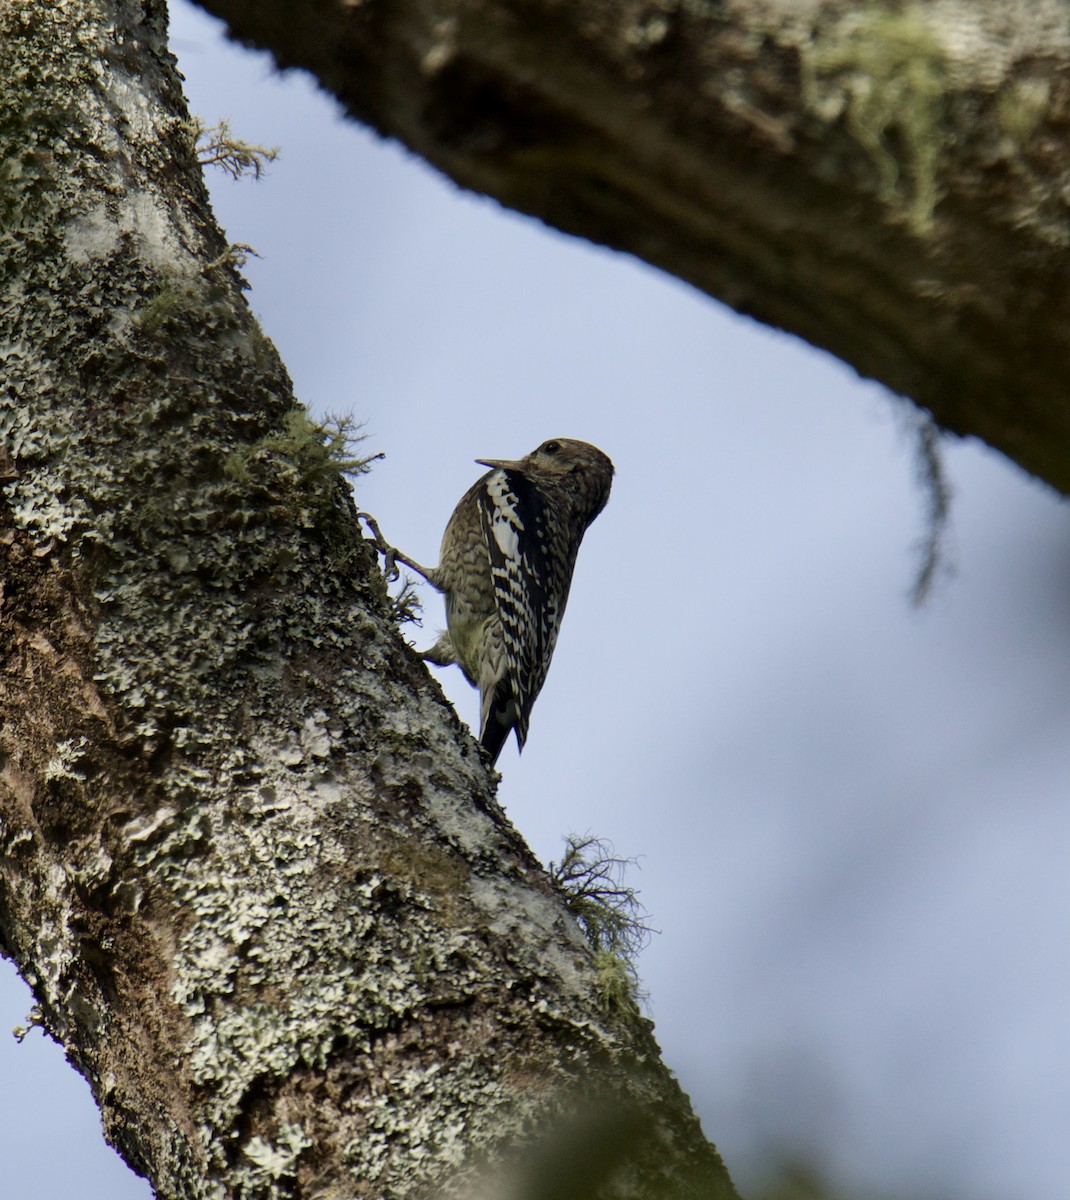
477, 468, 575, 756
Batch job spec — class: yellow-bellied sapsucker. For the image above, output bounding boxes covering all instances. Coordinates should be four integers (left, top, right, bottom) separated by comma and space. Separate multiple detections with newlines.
364, 438, 614, 764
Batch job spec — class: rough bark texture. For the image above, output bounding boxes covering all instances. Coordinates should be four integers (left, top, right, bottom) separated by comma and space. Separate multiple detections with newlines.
0, 1, 733, 1197
195, 0, 1070, 494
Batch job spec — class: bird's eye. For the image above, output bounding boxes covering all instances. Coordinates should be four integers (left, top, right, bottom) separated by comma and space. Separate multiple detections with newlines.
542, 440, 561, 455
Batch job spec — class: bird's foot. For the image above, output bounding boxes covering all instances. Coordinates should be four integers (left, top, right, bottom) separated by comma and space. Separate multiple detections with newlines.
356, 511, 401, 581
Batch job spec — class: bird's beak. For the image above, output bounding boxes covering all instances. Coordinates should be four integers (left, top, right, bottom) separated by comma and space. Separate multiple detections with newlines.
475, 457, 523, 471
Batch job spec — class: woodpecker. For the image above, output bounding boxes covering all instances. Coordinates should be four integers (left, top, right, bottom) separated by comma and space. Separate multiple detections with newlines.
363, 438, 614, 764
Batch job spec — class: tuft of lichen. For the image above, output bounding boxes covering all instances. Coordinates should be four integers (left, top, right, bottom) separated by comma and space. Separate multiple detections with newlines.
194, 117, 280, 181
996, 74, 1051, 149
803, 5, 949, 233
549, 834, 653, 1014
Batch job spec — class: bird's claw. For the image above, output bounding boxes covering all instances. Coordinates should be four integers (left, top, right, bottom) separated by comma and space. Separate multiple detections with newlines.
357, 511, 401, 582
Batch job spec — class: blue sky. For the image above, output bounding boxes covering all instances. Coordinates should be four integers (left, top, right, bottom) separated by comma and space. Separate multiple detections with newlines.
2, 4, 1068, 1197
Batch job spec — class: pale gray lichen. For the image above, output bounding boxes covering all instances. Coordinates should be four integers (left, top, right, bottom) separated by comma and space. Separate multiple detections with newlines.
345, 1064, 480, 1182
239, 1124, 314, 1189
74, 655, 633, 1196
43, 737, 92, 781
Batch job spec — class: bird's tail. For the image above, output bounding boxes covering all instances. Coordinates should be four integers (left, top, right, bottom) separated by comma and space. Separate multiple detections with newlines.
479, 680, 523, 765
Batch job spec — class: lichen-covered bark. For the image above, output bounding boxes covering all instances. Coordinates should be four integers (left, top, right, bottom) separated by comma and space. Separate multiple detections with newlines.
0, 2, 732, 1197
194, 0, 1070, 493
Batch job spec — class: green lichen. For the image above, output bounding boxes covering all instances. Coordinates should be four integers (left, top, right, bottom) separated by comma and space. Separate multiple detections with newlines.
549, 835, 652, 1015
135, 277, 203, 334
591, 949, 640, 1018
224, 407, 376, 494
996, 75, 1051, 148
804, 5, 949, 233
194, 117, 280, 182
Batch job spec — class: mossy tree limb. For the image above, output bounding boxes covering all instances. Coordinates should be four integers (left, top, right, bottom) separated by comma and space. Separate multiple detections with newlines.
194, 0, 1070, 493
0, 2, 732, 1197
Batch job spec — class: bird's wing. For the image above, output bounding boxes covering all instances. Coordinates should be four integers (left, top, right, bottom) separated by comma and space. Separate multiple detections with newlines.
477, 469, 567, 750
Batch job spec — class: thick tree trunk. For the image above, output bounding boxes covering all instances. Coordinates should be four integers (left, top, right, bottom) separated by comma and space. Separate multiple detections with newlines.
0, 1, 732, 1196
194, 0, 1070, 495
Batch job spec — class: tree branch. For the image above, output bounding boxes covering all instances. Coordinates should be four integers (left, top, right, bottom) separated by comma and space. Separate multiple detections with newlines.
193, 0, 1070, 493
0, 2, 732, 1196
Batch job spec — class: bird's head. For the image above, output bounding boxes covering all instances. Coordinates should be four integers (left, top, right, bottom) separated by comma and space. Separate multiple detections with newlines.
476, 438, 614, 522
